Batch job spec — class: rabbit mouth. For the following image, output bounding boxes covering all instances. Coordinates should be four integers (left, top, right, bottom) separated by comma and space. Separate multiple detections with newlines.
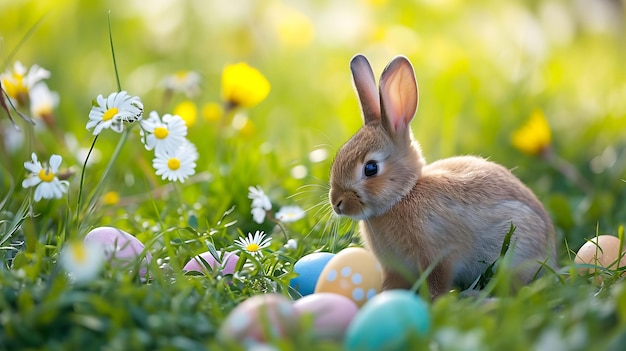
329, 189, 371, 219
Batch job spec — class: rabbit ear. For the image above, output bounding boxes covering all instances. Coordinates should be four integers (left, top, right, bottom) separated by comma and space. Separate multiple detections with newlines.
350, 54, 381, 125
379, 55, 418, 135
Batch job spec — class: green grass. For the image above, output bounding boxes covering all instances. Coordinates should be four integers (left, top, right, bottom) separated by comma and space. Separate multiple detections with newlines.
2, 0, 626, 349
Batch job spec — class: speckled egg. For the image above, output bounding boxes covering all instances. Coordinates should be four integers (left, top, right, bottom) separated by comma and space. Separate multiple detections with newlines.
183, 251, 239, 275
293, 292, 358, 340
218, 294, 299, 344
345, 290, 430, 351
314, 247, 382, 307
84, 226, 151, 278
575, 235, 626, 273
289, 252, 335, 296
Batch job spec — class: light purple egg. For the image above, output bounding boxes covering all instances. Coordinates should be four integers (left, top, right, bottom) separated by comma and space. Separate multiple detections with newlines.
293, 292, 359, 340
183, 251, 239, 275
218, 294, 299, 344
84, 226, 151, 278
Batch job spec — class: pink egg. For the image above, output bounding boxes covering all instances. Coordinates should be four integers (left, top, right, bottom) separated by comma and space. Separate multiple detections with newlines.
218, 294, 299, 344
183, 251, 239, 275
293, 293, 358, 340
84, 226, 151, 278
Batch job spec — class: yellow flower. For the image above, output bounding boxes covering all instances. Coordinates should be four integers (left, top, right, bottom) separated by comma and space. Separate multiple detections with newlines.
221, 62, 270, 109
202, 102, 223, 122
273, 6, 315, 48
511, 109, 552, 156
174, 100, 197, 127
102, 191, 120, 205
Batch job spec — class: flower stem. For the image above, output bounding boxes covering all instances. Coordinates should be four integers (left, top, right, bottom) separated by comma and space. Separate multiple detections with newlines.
85, 128, 131, 214
75, 134, 99, 229
108, 11, 122, 92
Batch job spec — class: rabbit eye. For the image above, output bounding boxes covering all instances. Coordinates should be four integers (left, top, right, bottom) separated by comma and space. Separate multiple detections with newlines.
364, 161, 378, 177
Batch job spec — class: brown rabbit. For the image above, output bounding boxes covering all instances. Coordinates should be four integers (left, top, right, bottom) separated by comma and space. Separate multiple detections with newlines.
329, 54, 557, 298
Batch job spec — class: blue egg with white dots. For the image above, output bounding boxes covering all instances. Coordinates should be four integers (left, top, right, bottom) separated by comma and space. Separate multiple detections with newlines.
289, 252, 335, 296
345, 290, 430, 351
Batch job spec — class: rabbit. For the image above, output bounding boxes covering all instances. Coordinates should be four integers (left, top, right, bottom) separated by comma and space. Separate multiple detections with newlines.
329, 54, 557, 298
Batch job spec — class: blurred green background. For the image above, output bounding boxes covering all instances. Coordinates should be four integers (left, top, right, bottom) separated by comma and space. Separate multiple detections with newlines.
1, 0, 626, 255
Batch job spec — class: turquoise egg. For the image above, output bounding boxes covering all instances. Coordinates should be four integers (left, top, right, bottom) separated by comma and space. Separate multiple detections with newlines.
345, 290, 430, 351
289, 252, 335, 296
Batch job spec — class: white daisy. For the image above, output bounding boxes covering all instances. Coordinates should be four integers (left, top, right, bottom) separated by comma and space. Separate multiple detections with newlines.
162, 70, 201, 97
140, 111, 188, 154
248, 185, 272, 211
251, 207, 268, 224
283, 239, 298, 250
234, 231, 271, 257
152, 140, 198, 183
86, 91, 144, 135
22, 153, 69, 201
0, 61, 50, 107
29, 82, 59, 122
248, 185, 272, 223
275, 206, 305, 223
60, 241, 104, 283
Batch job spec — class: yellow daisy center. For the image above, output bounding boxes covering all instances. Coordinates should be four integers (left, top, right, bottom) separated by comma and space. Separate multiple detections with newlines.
2, 73, 29, 106
167, 158, 181, 170
154, 126, 169, 139
246, 243, 260, 252
70, 242, 88, 264
38, 168, 55, 182
175, 71, 189, 82
102, 107, 119, 121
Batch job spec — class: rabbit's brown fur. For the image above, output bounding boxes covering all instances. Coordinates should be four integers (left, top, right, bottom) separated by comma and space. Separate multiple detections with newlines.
329, 54, 557, 298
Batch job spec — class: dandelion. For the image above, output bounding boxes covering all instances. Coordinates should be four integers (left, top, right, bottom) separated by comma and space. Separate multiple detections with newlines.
0, 61, 50, 107
162, 70, 201, 97
152, 140, 198, 183
511, 109, 552, 156
234, 231, 272, 257
29, 83, 59, 128
275, 206, 305, 223
87, 91, 144, 135
60, 241, 104, 283
173, 100, 197, 127
140, 111, 188, 154
202, 102, 222, 122
272, 6, 315, 48
22, 153, 69, 201
221, 62, 271, 109
249, 185, 272, 223
102, 191, 120, 205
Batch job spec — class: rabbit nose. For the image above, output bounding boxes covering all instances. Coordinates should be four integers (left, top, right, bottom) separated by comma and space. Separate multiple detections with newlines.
329, 188, 345, 215
333, 199, 344, 215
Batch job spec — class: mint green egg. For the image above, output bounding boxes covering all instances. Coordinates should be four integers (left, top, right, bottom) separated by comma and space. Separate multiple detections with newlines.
345, 290, 430, 351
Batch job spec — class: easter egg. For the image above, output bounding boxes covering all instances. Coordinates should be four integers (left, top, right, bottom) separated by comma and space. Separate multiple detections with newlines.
345, 290, 430, 351
314, 247, 382, 307
218, 294, 298, 344
290, 252, 335, 296
183, 251, 239, 275
574, 235, 626, 273
84, 226, 151, 278
293, 293, 358, 340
